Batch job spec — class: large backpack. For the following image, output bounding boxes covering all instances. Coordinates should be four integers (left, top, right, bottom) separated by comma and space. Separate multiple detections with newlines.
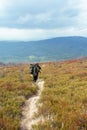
33, 65, 38, 76
30, 63, 41, 75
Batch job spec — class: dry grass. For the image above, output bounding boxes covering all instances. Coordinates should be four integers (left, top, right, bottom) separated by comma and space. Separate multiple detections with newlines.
33, 59, 87, 130
0, 59, 87, 130
0, 64, 38, 129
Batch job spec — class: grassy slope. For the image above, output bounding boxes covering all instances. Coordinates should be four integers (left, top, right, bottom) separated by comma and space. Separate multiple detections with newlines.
0, 64, 38, 129
0, 59, 87, 130
33, 59, 87, 130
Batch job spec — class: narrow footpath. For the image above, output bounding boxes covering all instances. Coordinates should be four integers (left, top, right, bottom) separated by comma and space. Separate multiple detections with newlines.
20, 79, 44, 130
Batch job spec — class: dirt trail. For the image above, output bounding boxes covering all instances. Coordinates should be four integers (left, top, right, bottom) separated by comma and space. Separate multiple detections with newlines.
20, 79, 44, 130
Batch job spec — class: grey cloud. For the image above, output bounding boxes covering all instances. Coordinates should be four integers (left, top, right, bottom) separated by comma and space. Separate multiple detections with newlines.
63, 8, 80, 17
0, 0, 83, 30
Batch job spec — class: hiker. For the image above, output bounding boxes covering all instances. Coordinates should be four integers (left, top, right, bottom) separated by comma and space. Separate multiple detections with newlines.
30, 63, 41, 82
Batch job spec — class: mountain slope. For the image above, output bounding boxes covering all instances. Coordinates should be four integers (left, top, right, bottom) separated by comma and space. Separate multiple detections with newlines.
0, 36, 87, 63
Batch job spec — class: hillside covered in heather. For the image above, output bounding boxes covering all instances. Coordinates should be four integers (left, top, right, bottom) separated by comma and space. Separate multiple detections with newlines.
0, 58, 87, 129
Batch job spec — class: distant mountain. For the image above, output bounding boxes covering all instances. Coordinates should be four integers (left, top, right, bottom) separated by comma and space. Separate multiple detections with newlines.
0, 36, 87, 63
38, 36, 87, 43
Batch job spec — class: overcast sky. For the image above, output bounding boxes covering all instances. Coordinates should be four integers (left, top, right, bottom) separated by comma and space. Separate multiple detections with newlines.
0, 0, 87, 41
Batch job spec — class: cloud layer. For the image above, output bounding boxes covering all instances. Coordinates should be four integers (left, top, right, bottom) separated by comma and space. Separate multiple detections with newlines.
0, 0, 87, 41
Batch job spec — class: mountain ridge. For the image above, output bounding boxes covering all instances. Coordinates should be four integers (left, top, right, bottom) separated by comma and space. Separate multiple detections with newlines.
0, 36, 87, 43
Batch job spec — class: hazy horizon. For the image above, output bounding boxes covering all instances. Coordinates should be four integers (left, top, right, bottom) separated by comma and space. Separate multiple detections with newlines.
0, 36, 87, 42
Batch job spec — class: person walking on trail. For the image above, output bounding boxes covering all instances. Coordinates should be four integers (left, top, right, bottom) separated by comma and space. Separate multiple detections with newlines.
30, 63, 41, 82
